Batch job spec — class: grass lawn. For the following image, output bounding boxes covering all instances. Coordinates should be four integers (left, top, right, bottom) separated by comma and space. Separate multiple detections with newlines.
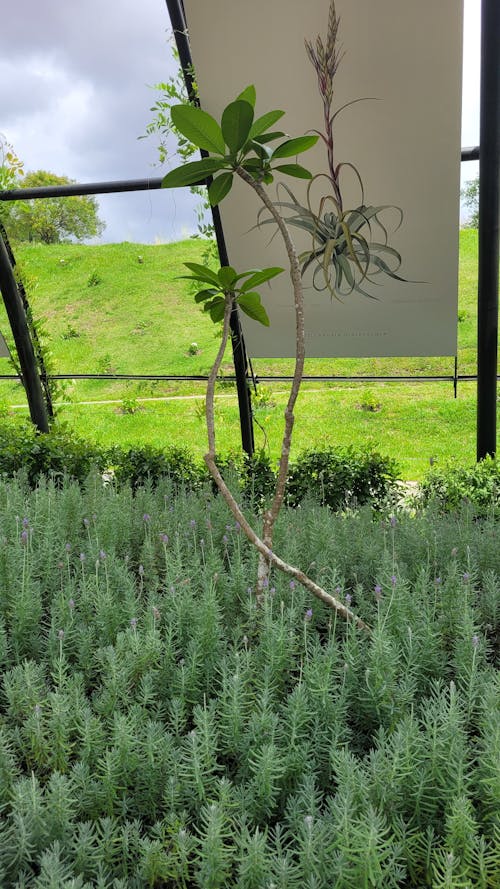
0, 229, 497, 479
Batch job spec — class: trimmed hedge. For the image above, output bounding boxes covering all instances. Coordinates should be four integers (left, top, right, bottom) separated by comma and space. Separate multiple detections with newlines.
0, 420, 399, 511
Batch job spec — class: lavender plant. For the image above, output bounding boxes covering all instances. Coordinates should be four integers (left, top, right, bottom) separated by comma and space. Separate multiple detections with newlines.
0, 475, 498, 886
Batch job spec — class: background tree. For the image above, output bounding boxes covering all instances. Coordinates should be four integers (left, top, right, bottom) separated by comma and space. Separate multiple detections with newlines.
0, 135, 24, 229
461, 175, 479, 228
8, 170, 105, 244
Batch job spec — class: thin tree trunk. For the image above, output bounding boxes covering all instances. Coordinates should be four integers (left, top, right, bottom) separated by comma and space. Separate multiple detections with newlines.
201, 179, 369, 633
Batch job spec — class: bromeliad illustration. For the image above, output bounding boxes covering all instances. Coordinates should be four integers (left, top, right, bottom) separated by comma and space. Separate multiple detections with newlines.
261, 0, 408, 299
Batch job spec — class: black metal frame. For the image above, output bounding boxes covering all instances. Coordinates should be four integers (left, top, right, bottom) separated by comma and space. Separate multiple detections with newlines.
0, 0, 497, 458
476, 0, 499, 459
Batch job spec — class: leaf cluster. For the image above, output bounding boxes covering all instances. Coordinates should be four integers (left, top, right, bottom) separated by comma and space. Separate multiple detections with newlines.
162, 85, 318, 205
179, 261, 283, 326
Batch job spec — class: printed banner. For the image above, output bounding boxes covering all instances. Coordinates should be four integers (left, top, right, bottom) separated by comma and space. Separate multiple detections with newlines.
182, 0, 463, 357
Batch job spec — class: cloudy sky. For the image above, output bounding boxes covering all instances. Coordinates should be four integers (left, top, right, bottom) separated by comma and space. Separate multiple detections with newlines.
1, 0, 481, 243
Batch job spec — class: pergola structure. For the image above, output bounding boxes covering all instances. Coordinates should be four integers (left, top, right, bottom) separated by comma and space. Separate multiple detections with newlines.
0, 0, 497, 460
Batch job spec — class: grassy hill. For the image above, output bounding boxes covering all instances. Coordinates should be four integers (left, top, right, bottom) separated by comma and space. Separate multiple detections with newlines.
0, 230, 495, 479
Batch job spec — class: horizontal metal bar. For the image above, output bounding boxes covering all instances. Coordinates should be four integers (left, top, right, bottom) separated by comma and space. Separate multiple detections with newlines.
0, 147, 481, 201
0, 373, 492, 383
461, 146, 480, 161
0, 177, 165, 201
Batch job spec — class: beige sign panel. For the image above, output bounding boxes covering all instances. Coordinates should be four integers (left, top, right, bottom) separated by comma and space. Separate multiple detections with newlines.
183, 0, 463, 357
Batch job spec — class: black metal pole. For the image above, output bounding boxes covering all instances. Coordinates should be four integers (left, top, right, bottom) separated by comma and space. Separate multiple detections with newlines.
0, 232, 49, 432
477, 0, 500, 460
164, 0, 254, 456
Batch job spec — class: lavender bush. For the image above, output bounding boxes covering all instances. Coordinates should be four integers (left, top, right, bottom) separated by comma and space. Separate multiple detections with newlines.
0, 473, 498, 886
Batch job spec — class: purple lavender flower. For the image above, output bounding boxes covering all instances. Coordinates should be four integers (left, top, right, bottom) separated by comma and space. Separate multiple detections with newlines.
190, 519, 196, 528
160, 533, 169, 544
22, 517, 29, 528
34, 704, 42, 717
79, 552, 86, 562
99, 549, 106, 561
289, 580, 296, 590
20, 529, 28, 546
143, 513, 151, 523
138, 564, 144, 577
391, 575, 397, 587
304, 608, 313, 621
65, 543, 72, 553
223, 534, 228, 544
472, 634, 479, 648
463, 572, 470, 582
390, 515, 397, 528
130, 617, 138, 629
58, 629, 65, 640
235, 522, 240, 532
68, 598, 75, 610
83, 517, 90, 528
374, 584, 383, 601
345, 593, 352, 606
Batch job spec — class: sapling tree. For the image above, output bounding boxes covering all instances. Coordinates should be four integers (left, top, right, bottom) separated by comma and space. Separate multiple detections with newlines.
162, 87, 368, 630
161, 0, 406, 630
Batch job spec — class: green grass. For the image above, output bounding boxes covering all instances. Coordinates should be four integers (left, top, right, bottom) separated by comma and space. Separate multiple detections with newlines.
0, 230, 496, 479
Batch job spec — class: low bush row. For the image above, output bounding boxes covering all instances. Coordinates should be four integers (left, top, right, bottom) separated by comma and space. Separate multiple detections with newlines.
0, 421, 398, 511
0, 420, 498, 515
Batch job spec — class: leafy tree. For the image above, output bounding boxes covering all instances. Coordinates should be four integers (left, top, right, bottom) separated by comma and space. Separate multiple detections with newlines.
0, 134, 24, 228
461, 175, 479, 228
8, 170, 105, 244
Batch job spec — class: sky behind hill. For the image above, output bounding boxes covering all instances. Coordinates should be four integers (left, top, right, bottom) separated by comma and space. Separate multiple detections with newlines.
1, 0, 481, 243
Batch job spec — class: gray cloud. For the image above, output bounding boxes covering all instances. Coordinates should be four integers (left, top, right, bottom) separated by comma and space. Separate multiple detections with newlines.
1, 0, 199, 242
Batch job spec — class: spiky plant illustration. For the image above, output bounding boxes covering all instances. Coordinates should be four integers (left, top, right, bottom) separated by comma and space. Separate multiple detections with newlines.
263, 0, 408, 299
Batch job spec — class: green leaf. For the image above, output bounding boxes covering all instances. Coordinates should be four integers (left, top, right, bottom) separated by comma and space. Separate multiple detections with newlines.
171, 105, 226, 154
183, 262, 221, 287
208, 172, 234, 206
236, 85, 256, 107
239, 267, 284, 292
221, 101, 254, 154
272, 135, 319, 159
217, 266, 238, 289
208, 298, 227, 323
194, 289, 218, 303
253, 131, 286, 144
249, 110, 285, 140
238, 292, 270, 326
273, 163, 313, 179
162, 158, 224, 189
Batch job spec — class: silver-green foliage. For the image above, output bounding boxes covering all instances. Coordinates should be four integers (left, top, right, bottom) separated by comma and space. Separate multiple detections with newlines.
0, 474, 498, 886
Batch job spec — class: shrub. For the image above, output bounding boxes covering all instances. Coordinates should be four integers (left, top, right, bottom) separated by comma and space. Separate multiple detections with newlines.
417, 456, 500, 515
110, 444, 204, 491
0, 421, 399, 513
0, 421, 108, 486
286, 446, 399, 511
